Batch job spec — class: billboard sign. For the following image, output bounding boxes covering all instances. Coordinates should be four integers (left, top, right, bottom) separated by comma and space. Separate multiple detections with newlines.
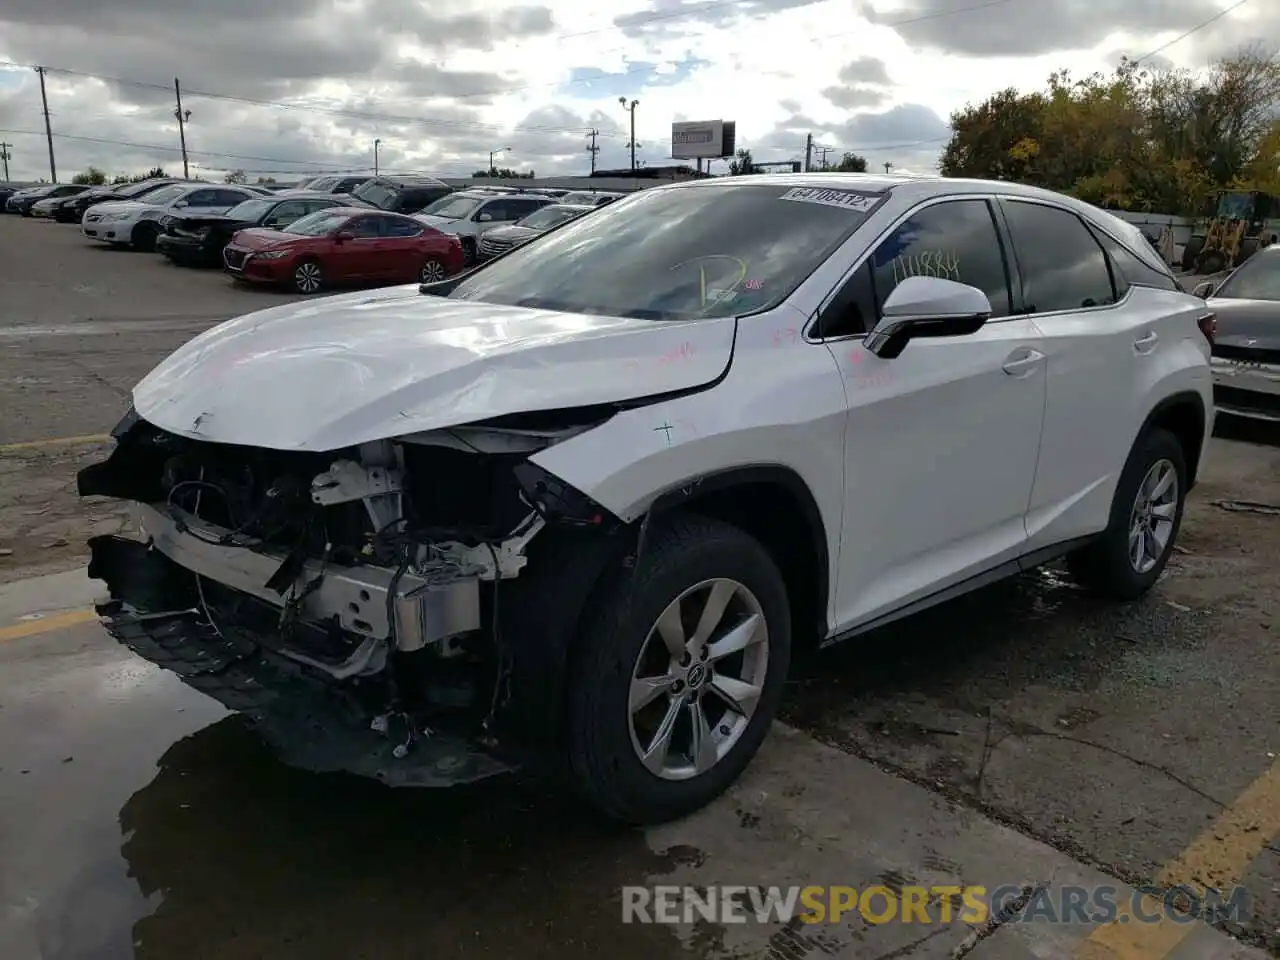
671, 120, 737, 159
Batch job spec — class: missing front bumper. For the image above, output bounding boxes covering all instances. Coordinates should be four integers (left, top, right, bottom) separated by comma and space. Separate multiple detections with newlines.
88, 535, 516, 788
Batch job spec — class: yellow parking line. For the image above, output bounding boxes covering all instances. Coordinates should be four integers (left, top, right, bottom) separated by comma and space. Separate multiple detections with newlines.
0, 433, 111, 454
0, 609, 99, 643
1077, 758, 1280, 959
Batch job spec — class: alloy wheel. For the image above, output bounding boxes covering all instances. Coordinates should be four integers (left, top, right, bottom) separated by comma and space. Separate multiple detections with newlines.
420, 259, 446, 283
628, 578, 770, 781
294, 262, 322, 293
1128, 458, 1178, 574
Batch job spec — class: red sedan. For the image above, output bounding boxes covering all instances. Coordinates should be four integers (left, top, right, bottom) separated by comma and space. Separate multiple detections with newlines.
222, 207, 465, 294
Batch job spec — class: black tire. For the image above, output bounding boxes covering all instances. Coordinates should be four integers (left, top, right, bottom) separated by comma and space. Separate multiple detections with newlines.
1196, 249, 1225, 275
564, 514, 791, 825
460, 237, 477, 267
1238, 236, 1260, 262
1180, 235, 1204, 272
292, 258, 324, 294
131, 221, 159, 252
1066, 427, 1187, 601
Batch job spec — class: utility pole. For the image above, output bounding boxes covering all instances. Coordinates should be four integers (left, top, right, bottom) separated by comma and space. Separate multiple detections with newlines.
0, 142, 10, 181
374, 138, 381, 176
174, 78, 191, 179
619, 98, 639, 174
804, 133, 813, 173
585, 129, 600, 174
35, 66, 56, 183
815, 145, 833, 171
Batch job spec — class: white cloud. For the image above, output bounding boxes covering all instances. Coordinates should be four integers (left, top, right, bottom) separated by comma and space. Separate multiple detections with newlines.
0, 0, 1265, 182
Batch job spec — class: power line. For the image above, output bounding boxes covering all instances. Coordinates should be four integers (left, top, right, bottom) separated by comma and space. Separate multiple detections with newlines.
1136, 0, 1254, 63
0, 127, 382, 168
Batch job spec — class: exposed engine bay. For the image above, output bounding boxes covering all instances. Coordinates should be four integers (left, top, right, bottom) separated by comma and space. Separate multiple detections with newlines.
79, 408, 626, 786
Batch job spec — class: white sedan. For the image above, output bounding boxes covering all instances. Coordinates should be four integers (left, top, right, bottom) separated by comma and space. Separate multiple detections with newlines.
81, 183, 262, 251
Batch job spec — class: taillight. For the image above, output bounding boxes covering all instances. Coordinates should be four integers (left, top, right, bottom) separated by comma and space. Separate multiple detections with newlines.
1197, 312, 1216, 345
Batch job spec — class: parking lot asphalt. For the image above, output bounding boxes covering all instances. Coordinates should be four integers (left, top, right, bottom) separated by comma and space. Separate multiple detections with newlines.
1, 211, 1278, 959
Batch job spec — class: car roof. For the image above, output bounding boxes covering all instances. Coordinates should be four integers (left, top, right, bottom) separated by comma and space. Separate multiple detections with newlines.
660, 172, 1172, 273
544, 203, 595, 211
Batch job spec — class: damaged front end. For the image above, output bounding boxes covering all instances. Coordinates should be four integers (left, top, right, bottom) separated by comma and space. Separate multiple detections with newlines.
79, 408, 624, 787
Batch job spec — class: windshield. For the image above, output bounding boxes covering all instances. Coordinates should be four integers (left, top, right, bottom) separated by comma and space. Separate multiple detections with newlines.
424, 196, 483, 220
516, 205, 583, 229
142, 185, 188, 206
283, 209, 350, 236
1215, 252, 1280, 301
417, 194, 463, 215
353, 180, 398, 208
558, 192, 599, 205
448, 183, 883, 320
225, 198, 275, 221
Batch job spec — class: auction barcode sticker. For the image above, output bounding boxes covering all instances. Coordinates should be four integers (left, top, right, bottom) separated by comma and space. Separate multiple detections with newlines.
779, 187, 880, 212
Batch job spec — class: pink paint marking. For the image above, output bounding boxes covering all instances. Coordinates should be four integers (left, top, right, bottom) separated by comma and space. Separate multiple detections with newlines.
772, 326, 799, 348
658, 342, 695, 365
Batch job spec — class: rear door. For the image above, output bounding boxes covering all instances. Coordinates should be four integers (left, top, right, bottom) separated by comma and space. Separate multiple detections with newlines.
996, 197, 1150, 551
343, 214, 391, 278
380, 215, 427, 278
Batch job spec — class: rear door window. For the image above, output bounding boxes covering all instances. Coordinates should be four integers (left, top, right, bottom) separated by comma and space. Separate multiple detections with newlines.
1001, 200, 1117, 312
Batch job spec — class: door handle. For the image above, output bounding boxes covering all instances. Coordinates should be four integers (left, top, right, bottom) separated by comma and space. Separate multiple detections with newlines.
1002, 349, 1044, 377
1133, 331, 1159, 354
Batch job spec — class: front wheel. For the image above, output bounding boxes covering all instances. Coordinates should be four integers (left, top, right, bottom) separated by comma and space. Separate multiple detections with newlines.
131, 222, 159, 251
1067, 427, 1187, 601
292, 259, 323, 294
565, 515, 791, 824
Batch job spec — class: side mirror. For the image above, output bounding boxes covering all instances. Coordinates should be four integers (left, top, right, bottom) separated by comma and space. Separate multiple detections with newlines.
1191, 281, 1216, 299
333, 230, 354, 242
477, 212, 493, 222
173, 200, 188, 208
865, 277, 991, 360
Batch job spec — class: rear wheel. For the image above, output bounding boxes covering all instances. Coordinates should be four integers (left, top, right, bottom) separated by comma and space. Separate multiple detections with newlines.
1196, 249, 1226, 275
565, 515, 791, 824
293, 259, 323, 294
1180, 235, 1204, 272
1067, 428, 1187, 601
420, 257, 447, 284
131, 222, 159, 252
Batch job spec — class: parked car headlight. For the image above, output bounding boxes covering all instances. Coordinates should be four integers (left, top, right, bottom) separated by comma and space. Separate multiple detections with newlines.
102, 212, 132, 221
255, 250, 290, 260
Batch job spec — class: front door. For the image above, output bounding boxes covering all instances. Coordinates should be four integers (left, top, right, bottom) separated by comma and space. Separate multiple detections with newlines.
818, 197, 1048, 630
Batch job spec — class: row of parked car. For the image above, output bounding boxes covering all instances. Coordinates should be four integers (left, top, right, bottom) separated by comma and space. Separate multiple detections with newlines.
5, 174, 623, 294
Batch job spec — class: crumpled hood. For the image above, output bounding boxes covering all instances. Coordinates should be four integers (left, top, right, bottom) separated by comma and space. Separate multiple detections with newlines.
132, 286, 735, 451
415, 214, 459, 233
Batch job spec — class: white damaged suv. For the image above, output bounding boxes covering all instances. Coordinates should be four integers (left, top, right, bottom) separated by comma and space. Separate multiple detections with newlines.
80, 174, 1214, 824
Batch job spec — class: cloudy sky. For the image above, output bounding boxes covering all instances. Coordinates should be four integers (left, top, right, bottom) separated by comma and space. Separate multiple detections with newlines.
0, 0, 1271, 184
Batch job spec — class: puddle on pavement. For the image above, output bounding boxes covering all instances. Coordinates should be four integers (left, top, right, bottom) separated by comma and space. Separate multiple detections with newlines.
50, 717, 696, 959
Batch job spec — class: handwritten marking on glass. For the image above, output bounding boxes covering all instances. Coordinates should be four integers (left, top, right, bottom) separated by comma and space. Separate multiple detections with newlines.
745, 278, 764, 291
890, 249, 961, 284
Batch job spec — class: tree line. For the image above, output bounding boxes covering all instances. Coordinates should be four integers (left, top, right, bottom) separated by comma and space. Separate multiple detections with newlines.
940, 46, 1280, 216
71, 165, 168, 185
